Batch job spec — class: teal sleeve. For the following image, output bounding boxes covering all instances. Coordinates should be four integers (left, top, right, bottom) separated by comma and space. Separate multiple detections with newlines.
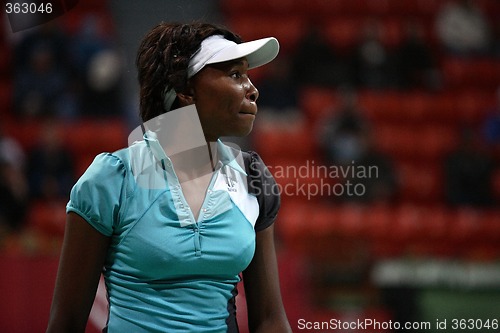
66, 153, 126, 236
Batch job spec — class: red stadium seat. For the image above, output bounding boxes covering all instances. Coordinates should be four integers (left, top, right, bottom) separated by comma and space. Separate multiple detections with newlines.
27, 199, 67, 237
380, 18, 404, 47
335, 203, 366, 237
310, 205, 338, 236
448, 208, 486, 259
454, 90, 496, 125
358, 90, 404, 123
422, 205, 450, 241
0, 48, 12, 76
225, 15, 306, 55
274, 199, 309, 243
0, 80, 13, 113
61, 10, 116, 38
469, 212, 500, 260
63, 118, 128, 156
359, 90, 435, 125
479, 210, 500, 242
251, 120, 318, 161
402, 92, 433, 124
442, 58, 500, 90
364, 203, 394, 239
220, 0, 301, 16
393, 204, 424, 238
373, 123, 418, 158
3, 118, 42, 151
420, 124, 459, 158
492, 169, 500, 202
304, 0, 349, 17
75, 153, 99, 178
62, 119, 128, 177
396, 161, 444, 203
431, 91, 458, 123
442, 58, 468, 88
374, 122, 459, 161
299, 86, 338, 124
472, 59, 500, 89
323, 18, 363, 51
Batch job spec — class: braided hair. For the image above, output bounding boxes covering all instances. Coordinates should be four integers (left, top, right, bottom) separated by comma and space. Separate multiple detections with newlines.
136, 22, 242, 122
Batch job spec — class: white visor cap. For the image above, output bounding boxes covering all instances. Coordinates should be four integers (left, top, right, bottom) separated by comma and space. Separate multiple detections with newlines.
187, 35, 280, 78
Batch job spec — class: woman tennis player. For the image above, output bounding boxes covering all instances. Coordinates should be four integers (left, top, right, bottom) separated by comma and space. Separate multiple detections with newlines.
46, 22, 292, 333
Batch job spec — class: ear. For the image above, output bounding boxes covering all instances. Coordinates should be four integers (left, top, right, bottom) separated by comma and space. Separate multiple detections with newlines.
176, 89, 195, 106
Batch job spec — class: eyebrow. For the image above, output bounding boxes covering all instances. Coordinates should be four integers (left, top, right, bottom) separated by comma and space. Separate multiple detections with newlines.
209, 58, 249, 71
231, 59, 247, 67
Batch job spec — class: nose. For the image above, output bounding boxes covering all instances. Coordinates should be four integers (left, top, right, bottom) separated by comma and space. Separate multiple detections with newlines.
245, 79, 259, 102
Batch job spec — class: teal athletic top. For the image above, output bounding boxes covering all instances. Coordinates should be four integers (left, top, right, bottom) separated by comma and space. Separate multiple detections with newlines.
66, 136, 280, 333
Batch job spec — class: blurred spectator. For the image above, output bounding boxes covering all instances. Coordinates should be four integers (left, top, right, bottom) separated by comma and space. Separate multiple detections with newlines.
255, 57, 299, 115
395, 20, 442, 91
352, 20, 397, 89
13, 20, 71, 72
291, 23, 340, 87
69, 14, 123, 117
491, 20, 500, 56
13, 42, 72, 118
26, 121, 75, 201
347, 130, 398, 203
318, 87, 370, 165
12, 20, 79, 120
444, 127, 495, 207
435, 0, 492, 57
318, 88, 397, 203
481, 86, 500, 156
0, 129, 28, 233
0, 127, 25, 168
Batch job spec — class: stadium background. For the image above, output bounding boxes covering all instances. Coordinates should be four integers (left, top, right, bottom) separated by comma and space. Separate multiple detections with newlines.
0, 0, 499, 332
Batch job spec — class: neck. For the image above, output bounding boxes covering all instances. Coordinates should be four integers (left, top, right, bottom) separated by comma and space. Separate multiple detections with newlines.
151, 105, 206, 157
206, 141, 218, 171
142, 105, 224, 182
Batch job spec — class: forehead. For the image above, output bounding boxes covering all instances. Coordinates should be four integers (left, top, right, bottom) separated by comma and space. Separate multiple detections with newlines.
206, 57, 249, 70
190, 57, 249, 85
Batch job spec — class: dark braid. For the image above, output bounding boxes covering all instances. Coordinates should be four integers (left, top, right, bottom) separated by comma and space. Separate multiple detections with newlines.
136, 22, 242, 122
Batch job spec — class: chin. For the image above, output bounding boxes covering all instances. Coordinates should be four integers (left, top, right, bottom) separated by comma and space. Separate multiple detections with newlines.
240, 124, 254, 137
227, 125, 254, 138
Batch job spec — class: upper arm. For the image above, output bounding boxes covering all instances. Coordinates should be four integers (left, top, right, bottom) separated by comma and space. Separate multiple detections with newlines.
46, 212, 110, 333
243, 225, 292, 333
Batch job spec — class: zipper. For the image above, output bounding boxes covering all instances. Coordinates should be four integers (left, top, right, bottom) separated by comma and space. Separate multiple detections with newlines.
193, 223, 202, 257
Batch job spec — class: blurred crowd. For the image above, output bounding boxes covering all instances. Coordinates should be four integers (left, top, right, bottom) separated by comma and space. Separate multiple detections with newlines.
12, 15, 123, 120
254, 0, 500, 207
1, 0, 500, 250
0, 12, 125, 249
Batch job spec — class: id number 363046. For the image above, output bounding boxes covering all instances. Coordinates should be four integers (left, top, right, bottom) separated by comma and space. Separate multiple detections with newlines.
5, 2, 53, 14
452, 319, 498, 330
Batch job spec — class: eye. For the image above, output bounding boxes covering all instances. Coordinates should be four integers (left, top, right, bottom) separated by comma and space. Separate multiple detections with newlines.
230, 71, 242, 79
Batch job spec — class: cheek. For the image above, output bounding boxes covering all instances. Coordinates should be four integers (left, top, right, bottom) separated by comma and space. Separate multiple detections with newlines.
208, 85, 245, 114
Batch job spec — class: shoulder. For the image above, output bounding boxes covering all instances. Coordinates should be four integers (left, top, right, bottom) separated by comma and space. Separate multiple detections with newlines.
72, 144, 146, 201
242, 151, 281, 232
242, 151, 271, 177
81, 150, 128, 183
243, 151, 276, 190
